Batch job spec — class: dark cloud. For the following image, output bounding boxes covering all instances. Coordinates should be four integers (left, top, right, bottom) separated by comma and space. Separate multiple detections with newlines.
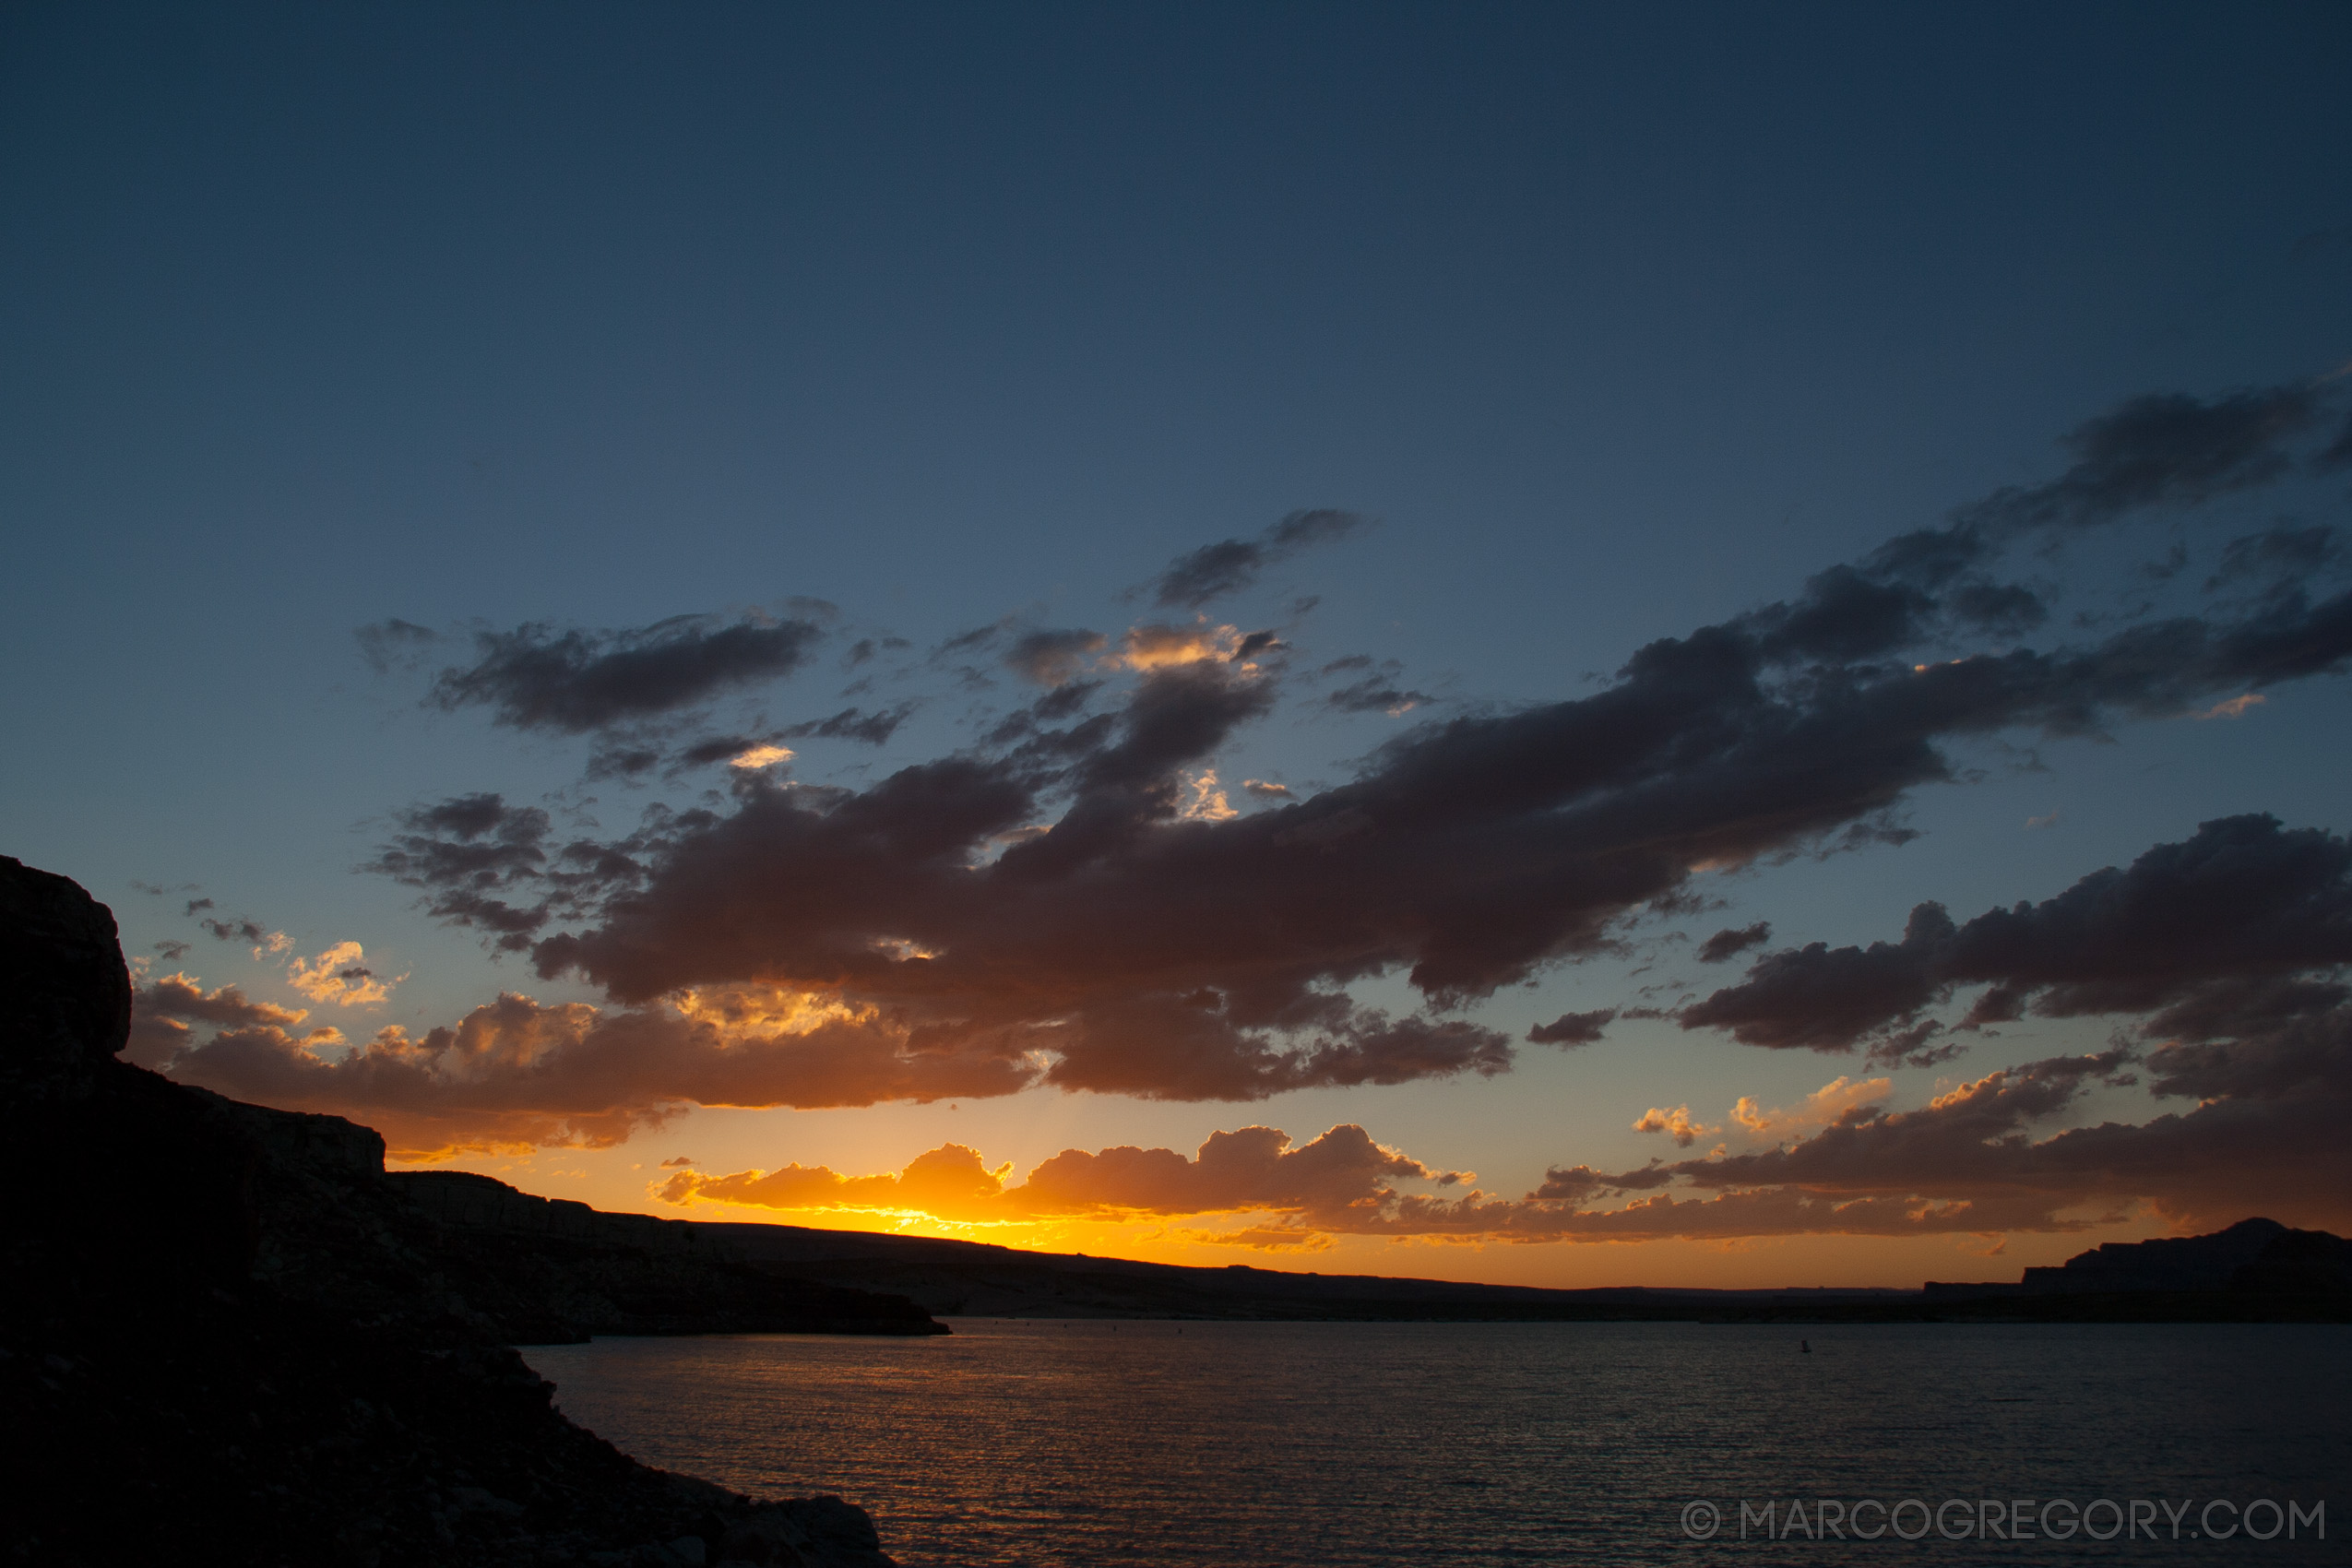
366, 793, 623, 954
1696, 922, 1772, 964
1531, 1163, 1675, 1205
354, 618, 440, 673
1663, 1039, 2352, 1234
370, 663, 1519, 1106
1746, 566, 1936, 664
1039, 1003, 1513, 1101
1149, 509, 1366, 609
2205, 524, 2341, 592
137, 973, 309, 1030
584, 744, 665, 782
1966, 385, 2323, 535
184, 897, 214, 915
1325, 659, 1431, 715
1943, 581, 2049, 637
427, 613, 825, 733
1343, 1019, 2347, 1236
1681, 902, 1954, 1053
1727, 564, 2041, 668
198, 916, 271, 945
151, 939, 190, 962
363, 569, 2352, 1120
2321, 410, 2352, 470
1232, 630, 1285, 662
162, 989, 1033, 1158
313, 381, 2352, 1137
1639, 810, 2352, 1232
1004, 628, 1108, 687
590, 714, 903, 785
779, 705, 914, 745
935, 624, 1001, 657
982, 682, 1106, 747
1032, 680, 1100, 722
1683, 814, 2352, 1054
1865, 381, 2334, 594
1020, 1123, 1462, 1215
665, 736, 766, 771
844, 636, 913, 668
129, 973, 318, 1070
293, 807, 2352, 1237
1150, 540, 1266, 611
1527, 1008, 1615, 1046
1527, 1166, 1611, 1205
1325, 680, 1430, 715
1265, 508, 1362, 552
2139, 543, 2192, 583
280, 808, 2352, 1234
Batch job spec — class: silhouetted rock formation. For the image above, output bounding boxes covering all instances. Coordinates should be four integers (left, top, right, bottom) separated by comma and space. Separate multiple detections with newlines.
1924, 1217, 2352, 1303
0, 855, 919, 1567
391, 1169, 944, 1343
2023, 1218, 2291, 1293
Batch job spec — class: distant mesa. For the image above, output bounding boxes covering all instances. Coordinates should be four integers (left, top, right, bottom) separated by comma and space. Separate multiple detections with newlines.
1923, 1218, 2352, 1302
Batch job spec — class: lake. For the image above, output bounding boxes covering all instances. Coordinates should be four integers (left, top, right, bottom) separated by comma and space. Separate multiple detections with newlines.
524, 1319, 2346, 1565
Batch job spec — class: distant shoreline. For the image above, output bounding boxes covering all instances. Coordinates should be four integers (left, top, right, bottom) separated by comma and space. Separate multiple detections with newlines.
656, 1210, 2352, 1325
912, 1295, 2352, 1324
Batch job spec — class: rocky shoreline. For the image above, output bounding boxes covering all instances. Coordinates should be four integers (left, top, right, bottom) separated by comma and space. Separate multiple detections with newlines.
1, 856, 931, 1567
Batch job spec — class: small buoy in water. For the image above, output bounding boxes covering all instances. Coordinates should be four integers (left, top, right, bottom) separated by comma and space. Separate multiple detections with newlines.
1800, 1339, 1812, 1353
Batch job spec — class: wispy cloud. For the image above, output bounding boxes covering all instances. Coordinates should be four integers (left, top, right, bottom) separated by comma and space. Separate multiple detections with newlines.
1146, 509, 1367, 610
423, 612, 825, 732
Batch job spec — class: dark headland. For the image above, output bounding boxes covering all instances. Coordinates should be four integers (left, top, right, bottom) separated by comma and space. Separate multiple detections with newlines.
668, 1211, 2352, 1325
1, 857, 933, 1568
383, 1170, 2350, 1325
7, 859, 2349, 1566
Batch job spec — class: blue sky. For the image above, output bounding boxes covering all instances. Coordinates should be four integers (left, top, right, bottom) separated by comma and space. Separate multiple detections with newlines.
6, 3, 2351, 1286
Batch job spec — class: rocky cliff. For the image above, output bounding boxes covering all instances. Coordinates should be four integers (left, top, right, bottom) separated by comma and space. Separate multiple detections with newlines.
0, 856, 921, 1568
387, 1169, 944, 1343
2018, 1217, 2299, 1293
1923, 1217, 2352, 1303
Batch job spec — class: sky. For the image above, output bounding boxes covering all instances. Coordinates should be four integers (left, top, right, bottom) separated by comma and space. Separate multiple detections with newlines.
6, 2, 2352, 1289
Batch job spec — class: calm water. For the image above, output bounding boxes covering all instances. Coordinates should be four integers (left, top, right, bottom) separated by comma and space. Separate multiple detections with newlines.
525, 1320, 2348, 1565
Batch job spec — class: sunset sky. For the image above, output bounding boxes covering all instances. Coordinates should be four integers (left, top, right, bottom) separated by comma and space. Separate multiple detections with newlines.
6, 4, 2352, 1289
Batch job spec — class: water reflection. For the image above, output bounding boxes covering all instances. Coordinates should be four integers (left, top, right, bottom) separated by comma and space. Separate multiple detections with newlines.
525, 1319, 2346, 1566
